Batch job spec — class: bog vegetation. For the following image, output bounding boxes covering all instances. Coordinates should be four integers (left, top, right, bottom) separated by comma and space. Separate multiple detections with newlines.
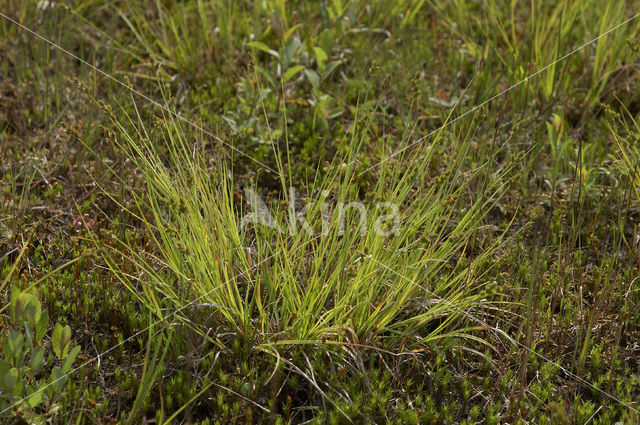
1, 0, 640, 424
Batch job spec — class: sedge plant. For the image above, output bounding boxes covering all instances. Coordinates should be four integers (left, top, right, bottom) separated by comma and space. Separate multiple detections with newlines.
89, 84, 516, 417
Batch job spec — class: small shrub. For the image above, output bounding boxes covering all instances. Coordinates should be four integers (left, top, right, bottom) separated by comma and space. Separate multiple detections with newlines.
0, 289, 80, 424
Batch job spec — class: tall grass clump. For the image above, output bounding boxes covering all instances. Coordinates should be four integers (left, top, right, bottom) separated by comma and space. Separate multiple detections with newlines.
93, 90, 515, 415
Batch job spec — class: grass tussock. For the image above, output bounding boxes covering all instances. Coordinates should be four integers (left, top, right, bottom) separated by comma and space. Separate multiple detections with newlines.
1, 0, 640, 424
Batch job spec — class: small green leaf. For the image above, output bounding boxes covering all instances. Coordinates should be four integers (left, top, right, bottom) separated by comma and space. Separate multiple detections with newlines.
29, 346, 45, 374
49, 366, 67, 393
321, 60, 341, 81
283, 65, 305, 83
24, 323, 34, 349
282, 23, 302, 42
240, 382, 252, 396
11, 292, 41, 325
27, 389, 43, 408
2, 367, 18, 393
283, 36, 301, 69
52, 323, 71, 360
23, 296, 41, 326
305, 69, 320, 89
3, 331, 24, 366
61, 325, 72, 359
61, 345, 81, 373
247, 41, 279, 59
36, 308, 49, 342
313, 46, 328, 68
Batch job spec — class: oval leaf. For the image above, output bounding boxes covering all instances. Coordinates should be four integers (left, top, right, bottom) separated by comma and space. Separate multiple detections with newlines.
51, 323, 64, 360
62, 345, 81, 372
313, 46, 328, 68
247, 41, 279, 59
305, 69, 320, 89
283, 36, 301, 69
28, 389, 43, 408
2, 367, 18, 392
282, 23, 302, 43
61, 325, 72, 359
283, 65, 305, 83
